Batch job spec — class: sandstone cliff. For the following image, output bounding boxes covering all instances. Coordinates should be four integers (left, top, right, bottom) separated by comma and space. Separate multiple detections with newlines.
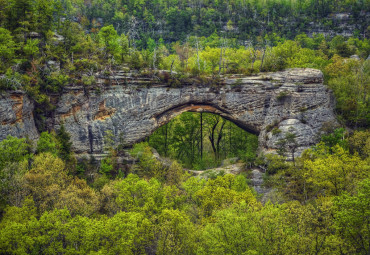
0, 68, 337, 158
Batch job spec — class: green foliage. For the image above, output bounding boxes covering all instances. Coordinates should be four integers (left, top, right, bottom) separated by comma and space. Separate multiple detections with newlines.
276, 128, 299, 161
149, 112, 258, 169
130, 142, 165, 179
99, 157, 113, 176
199, 197, 343, 254
321, 128, 348, 150
304, 145, 369, 196
119, 33, 129, 62
156, 209, 196, 254
98, 25, 120, 60
0, 135, 30, 169
56, 124, 72, 161
0, 130, 369, 254
25, 152, 99, 216
193, 174, 257, 218
334, 179, 370, 254
0, 207, 153, 254
276, 90, 290, 101
0, 136, 30, 210
0, 0, 369, 253
0, 28, 17, 70
103, 130, 115, 152
265, 154, 289, 175
23, 39, 39, 59
129, 50, 144, 70
325, 56, 370, 127
166, 160, 183, 185
36, 131, 58, 155
109, 174, 167, 216
348, 130, 370, 159
271, 127, 282, 136
44, 72, 70, 93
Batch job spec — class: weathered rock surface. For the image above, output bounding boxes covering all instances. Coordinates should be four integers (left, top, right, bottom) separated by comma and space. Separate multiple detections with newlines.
251, 168, 279, 204
189, 163, 245, 178
0, 68, 337, 157
0, 92, 39, 142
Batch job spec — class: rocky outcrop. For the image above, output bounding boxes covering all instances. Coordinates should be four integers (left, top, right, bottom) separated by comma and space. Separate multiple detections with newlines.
0, 68, 337, 158
0, 92, 39, 142
189, 163, 245, 178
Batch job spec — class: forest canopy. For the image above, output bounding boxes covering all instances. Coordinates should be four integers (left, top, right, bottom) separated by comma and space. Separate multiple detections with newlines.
0, 0, 369, 254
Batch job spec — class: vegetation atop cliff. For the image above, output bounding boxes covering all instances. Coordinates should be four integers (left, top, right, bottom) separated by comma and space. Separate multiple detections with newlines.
0, 1, 369, 253
0, 0, 369, 127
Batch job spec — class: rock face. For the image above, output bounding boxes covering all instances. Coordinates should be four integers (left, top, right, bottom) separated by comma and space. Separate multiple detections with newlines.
0, 68, 337, 158
0, 92, 39, 141
189, 163, 245, 178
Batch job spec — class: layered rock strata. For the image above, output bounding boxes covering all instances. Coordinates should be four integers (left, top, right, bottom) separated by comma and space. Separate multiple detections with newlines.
0, 68, 337, 158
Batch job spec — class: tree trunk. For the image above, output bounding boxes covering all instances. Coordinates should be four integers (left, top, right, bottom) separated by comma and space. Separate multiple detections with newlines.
196, 38, 200, 72
208, 119, 219, 159
216, 120, 226, 159
219, 46, 223, 75
200, 112, 203, 160
164, 124, 168, 157
260, 48, 266, 72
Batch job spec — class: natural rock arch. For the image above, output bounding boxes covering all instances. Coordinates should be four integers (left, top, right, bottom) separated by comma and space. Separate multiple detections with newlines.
154, 103, 260, 136
0, 68, 337, 158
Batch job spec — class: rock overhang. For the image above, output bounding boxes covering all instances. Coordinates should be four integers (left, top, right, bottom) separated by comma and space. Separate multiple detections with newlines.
0, 68, 337, 158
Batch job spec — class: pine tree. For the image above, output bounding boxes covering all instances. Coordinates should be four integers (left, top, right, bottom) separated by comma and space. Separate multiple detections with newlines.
56, 124, 72, 161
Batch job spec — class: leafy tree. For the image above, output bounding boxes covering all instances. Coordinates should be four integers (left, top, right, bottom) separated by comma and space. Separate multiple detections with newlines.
325, 57, 369, 127
113, 174, 166, 217
25, 153, 99, 216
194, 174, 257, 218
295, 33, 315, 49
0, 135, 30, 169
150, 112, 258, 169
24, 152, 69, 211
129, 50, 144, 70
56, 177, 100, 217
0, 136, 31, 210
119, 33, 129, 62
321, 128, 348, 151
156, 209, 196, 254
0, 27, 17, 71
334, 179, 370, 254
99, 157, 113, 176
56, 124, 72, 161
4, 0, 34, 35
36, 131, 58, 155
303, 145, 368, 196
348, 130, 370, 159
23, 39, 39, 59
130, 142, 165, 179
0, 197, 38, 253
264, 153, 290, 175
166, 160, 183, 185
277, 128, 298, 162
98, 25, 120, 60
33, 0, 55, 38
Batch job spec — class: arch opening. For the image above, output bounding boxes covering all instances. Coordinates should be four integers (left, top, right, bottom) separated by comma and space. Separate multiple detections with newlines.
146, 109, 259, 170
154, 102, 260, 136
